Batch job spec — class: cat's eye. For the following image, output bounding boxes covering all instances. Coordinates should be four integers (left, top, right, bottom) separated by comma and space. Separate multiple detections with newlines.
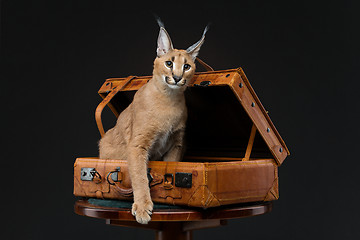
165, 61, 173, 68
183, 64, 191, 71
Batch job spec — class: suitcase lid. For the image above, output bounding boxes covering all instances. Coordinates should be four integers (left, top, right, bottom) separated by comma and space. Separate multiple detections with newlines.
97, 68, 289, 166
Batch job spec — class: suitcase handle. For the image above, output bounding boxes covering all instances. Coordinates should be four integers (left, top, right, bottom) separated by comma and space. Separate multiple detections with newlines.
107, 168, 164, 198
113, 185, 134, 198
95, 76, 136, 137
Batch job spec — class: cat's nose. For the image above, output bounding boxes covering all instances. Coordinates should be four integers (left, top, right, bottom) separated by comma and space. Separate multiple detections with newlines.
173, 76, 182, 83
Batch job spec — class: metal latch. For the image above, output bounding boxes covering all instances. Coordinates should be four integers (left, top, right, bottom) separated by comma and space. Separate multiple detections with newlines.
163, 173, 174, 190
164, 173, 174, 185
175, 172, 192, 188
81, 168, 101, 181
106, 167, 121, 185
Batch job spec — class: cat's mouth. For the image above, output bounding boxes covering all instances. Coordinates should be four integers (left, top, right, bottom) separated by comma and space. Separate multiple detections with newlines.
165, 76, 186, 87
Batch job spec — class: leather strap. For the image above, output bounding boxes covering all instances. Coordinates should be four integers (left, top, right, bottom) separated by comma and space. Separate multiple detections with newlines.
113, 185, 134, 198
95, 76, 136, 137
196, 57, 214, 72
243, 123, 257, 161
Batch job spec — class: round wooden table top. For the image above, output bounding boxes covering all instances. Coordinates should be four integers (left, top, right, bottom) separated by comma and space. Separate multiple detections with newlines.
74, 200, 272, 222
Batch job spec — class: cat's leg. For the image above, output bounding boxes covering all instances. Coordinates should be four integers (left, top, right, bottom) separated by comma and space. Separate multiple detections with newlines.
127, 144, 153, 224
163, 129, 185, 162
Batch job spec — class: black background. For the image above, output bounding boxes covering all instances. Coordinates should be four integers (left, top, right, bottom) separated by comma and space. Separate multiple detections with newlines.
2, 0, 359, 239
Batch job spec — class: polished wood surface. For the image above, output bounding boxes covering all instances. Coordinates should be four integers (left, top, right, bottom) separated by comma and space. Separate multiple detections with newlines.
74, 200, 272, 240
75, 200, 272, 222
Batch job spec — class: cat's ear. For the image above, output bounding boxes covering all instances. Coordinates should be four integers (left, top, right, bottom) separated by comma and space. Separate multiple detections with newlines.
186, 25, 209, 61
157, 25, 174, 57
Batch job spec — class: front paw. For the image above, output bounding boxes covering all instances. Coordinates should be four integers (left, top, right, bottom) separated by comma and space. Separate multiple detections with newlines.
131, 200, 153, 224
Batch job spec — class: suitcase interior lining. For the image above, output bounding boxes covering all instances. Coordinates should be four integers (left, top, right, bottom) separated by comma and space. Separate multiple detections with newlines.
103, 85, 273, 162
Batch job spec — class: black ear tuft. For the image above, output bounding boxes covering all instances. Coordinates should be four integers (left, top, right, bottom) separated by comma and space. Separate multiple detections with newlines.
153, 14, 165, 29
186, 24, 209, 60
156, 16, 174, 57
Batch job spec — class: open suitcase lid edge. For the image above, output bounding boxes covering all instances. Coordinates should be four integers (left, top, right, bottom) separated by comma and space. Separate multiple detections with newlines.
97, 68, 289, 166
233, 68, 290, 166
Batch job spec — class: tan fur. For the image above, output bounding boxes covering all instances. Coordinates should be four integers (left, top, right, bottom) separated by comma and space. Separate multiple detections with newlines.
99, 25, 205, 224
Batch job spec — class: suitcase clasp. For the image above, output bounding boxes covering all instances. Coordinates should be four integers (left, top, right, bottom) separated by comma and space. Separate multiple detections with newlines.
106, 167, 122, 185
163, 172, 193, 189
164, 173, 174, 190
81, 168, 102, 183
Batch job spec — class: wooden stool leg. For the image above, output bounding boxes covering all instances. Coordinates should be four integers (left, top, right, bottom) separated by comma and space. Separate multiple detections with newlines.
107, 219, 226, 240
155, 222, 192, 240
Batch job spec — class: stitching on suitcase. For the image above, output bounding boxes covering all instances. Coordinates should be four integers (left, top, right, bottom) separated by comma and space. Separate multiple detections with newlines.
204, 160, 275, 167
203, 186, 214, 207
219, 195, 266, 201
270, 189, 278, 199
273, 163, 279, 199
203, 164, 207, 204
262, 163, 278, 201
77, 158, 273, 163
187, 185, 203, 206
263, 178, 279, 201
76, 159, 275, 167
204, 185, 221, 207
76, 159, 205, 167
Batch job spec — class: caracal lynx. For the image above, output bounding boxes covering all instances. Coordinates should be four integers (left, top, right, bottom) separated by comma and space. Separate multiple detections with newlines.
99, 19, 207, 224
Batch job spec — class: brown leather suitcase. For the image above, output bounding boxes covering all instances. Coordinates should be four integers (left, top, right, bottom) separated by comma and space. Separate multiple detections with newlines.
73, 66, 289, 208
